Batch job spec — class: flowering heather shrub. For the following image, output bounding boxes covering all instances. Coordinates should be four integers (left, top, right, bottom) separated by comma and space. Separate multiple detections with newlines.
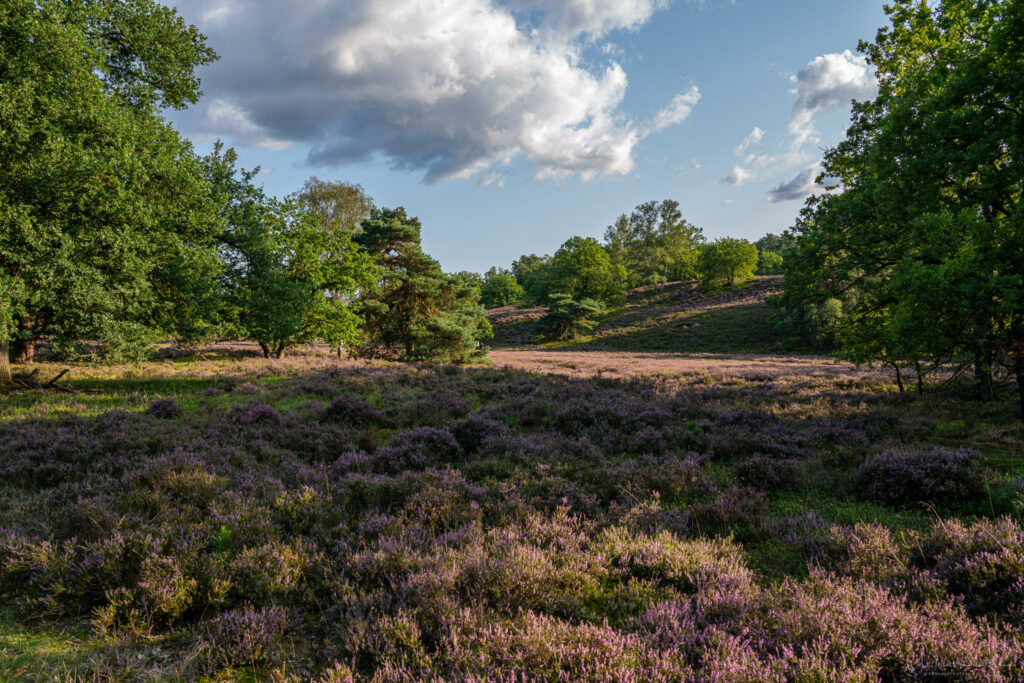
146, 397, 181, 418
687, 486, 774, 540
914, 516, 1024, 625
1, 359, 1021, 680
450, 413, 508, 453
322, 393, 388, 426
374, 427, 462, 472
200, 604, 289, 672
857, 446, 983, 505
734, 453, 800, 492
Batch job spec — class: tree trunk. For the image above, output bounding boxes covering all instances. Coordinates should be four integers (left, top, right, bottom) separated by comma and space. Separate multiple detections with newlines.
1016, 355, 1024, 423
914, 361, 924, 395
974, 352, 993, 402
273, 344, 286, 359
258, 341, 271, 358
0, 340, 11, 386
12, 338, 34, 364
891, 362, 904, 393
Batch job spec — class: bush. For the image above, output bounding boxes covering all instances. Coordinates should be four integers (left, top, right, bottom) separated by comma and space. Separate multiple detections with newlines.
857, 446, 983, 506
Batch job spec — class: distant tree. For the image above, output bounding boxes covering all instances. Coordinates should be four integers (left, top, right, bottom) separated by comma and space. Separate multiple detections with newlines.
356, 208, 490, 362
532, 293, 604, 342
293, 177, 375, 235
603, 200, 704, 287
0, 0, 219, 362
757, 250, 784, 275
211, 146, 377, 358
512, 253, 553, 304
452, 271, 485, 291
544, 237, 625, 304
480, 268, 526, 308
699, 238, 758, 287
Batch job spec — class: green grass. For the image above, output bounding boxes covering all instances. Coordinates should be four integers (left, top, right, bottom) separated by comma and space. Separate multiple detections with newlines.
0, 609, 92, 682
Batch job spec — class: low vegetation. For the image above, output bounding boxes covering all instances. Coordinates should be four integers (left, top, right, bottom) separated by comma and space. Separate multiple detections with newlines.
1, 351, 1022, 680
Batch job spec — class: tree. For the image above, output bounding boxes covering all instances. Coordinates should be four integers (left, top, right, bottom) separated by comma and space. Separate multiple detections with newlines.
757, 250, 784, 275
293, 177, 374, 235
210, 146, 377, 358
511, 253, 553, 304
355, 208, 490, 362
545, 237, 625, 304
698, 238, 758, 287
480, 268, 525, 308
532, 293, 604, 342
0, 0, 218, 362
782, 0, 1024, 413
603, 200, 704, 287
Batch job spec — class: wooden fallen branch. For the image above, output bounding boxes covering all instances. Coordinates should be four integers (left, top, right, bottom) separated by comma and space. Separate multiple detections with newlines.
10, 368, 99, 393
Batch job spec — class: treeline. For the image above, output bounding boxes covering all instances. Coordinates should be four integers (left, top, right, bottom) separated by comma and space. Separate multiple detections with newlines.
774, 0, 1024, 417
469, 200, 782, 341
0, 0, 490, 383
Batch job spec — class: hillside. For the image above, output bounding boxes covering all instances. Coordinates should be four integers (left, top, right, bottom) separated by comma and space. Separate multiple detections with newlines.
488, 275, 783, 353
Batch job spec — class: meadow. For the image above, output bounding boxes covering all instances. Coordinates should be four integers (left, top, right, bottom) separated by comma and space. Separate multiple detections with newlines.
2, 341, 1023, 681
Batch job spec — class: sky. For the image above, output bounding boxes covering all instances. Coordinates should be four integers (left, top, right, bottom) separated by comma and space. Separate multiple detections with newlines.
167, 0, 888, 273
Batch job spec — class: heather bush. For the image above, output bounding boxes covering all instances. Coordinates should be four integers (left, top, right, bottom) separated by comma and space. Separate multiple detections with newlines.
322, 393, 388, 426
734, 453, 800, 492
914, 516, 1024, 625
146, 397, 181, 418
1, 359, 1021, 680
857, 446, 984, 506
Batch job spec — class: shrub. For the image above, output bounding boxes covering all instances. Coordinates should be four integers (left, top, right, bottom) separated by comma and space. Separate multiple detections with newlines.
857, 446, 983, 506
734, 454, 800, 492
147, 398, 182, 419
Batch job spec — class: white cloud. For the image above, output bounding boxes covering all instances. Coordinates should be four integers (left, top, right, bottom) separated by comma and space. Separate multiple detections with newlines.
788, 50, 876, 149
643, 86, 702, 135
733, 126, 764, 156
767, 163, 824, 202
722, 165, 757, 186
507, 0, 669, 38
172, 0, 692, 183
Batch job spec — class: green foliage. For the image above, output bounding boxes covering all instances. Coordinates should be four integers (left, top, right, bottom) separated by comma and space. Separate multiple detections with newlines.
698, 238, 758, 288
603, 200, 704, 287
780, 0, 1024, 411
0, 0, 218, 359
209, 145, 378, 358
531, 293, 605, 342
356, 208, 490, 363
756, 250, 784, 276
512, 253, 553, 304
292, 177, 374, 234
545, 236, 625, 304
481, 268, 526, 308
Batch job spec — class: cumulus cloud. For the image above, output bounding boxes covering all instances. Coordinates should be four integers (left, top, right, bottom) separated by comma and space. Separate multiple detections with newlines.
767, 164, 824, 203
722, 165, 757, 186
507, 0, 669, 38
171, 0, 693, 183
788, 50, 876, 149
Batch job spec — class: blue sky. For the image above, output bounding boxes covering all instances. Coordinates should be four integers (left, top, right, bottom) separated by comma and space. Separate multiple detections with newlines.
169, 0, 887, 273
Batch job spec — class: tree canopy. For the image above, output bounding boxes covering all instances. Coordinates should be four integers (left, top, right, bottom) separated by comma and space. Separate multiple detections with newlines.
0, 0, 218, 366
780, 0, 1024, 414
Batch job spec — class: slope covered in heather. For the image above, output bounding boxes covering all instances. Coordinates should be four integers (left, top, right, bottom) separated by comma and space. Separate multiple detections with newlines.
489, 276, 784, 353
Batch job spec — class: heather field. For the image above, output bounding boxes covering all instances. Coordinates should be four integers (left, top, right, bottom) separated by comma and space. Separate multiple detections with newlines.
2, 350, 1024, 681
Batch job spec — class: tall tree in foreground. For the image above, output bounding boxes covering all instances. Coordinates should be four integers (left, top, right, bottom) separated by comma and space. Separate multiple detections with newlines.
355, 208, 490, 362
0, 0, 218, 362
782, 0, 1024, 414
